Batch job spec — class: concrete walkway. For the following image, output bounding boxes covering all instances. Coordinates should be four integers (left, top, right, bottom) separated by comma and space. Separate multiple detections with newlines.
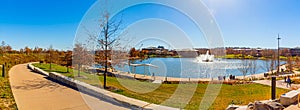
254, 80, 287, 90
285, 104, 300, 110
9, 64, 129, 110
253, 80, 300, 90
253, 80, 300, 110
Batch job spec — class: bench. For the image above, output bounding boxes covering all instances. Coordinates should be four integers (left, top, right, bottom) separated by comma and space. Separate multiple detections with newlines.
280, 89, 300, 106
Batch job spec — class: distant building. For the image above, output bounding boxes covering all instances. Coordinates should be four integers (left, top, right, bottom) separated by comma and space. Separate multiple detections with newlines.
142, 46, 168, 55
175, 49, 198, 58
225, 47, 262, 57
194, 48, 210, 55
157, 46, 165, 49
291, 47, 300, 56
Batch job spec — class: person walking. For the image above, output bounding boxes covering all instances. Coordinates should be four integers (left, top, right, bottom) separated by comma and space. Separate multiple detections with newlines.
286, 76, 292, 88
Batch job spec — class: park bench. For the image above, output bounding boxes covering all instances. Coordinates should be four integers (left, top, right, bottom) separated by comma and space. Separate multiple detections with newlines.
280, 89, 300, 106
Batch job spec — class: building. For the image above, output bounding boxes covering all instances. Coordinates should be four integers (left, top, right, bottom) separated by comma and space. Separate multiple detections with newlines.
142, 46, 168, 55
291, 47, 300, 56
194, 48, 210, 55
175, 49, 198, 58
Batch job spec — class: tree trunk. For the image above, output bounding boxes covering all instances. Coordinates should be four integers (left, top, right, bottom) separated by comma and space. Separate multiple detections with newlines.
78, 64, 81, 77
50, 63, 52, 72
103, 21, 109, 89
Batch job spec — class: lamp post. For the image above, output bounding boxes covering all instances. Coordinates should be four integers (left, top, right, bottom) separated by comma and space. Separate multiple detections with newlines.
277, 34, 281, 75
272, 34, 281, 100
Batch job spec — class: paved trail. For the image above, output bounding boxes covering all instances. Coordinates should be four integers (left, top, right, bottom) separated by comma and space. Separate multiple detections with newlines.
254, 79, 300, 90
9, 64, 129, 110
254, 80, 297, 90
254, 80, 300, 110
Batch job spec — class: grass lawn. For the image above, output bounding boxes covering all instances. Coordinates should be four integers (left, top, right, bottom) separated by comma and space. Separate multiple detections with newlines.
33, 63, 290, 110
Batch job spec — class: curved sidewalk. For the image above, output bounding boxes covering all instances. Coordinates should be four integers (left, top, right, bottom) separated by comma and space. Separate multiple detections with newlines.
254, 80, 300, 90
9, 64, 129, 110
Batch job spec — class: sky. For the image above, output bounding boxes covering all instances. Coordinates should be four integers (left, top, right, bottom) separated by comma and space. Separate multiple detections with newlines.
0, 0, 300, 50
0, 0, 96, 50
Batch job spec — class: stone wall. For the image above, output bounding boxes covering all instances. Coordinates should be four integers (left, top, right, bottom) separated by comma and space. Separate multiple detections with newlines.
27, 64, 49, 76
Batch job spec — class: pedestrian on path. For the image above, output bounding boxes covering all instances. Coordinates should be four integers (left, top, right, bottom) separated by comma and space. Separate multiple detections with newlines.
286, 76, 292, 88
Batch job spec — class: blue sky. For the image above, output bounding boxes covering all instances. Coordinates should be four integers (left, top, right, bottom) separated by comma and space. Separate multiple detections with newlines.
204, 0, 300, 48
0, 0, 300, 50
0, 0, 96, 50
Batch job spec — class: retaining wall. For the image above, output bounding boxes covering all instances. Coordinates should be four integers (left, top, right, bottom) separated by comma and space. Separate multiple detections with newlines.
27, 64, 49, 76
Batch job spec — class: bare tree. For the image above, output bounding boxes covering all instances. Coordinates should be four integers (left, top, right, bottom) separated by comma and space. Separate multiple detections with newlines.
286, 56, 293, 73
62, 51, 72, 73
249, 60, 259, 77
261, 49, 274, 58
270, 55, 278, 75
296, 56, 300, 69
73, 43, 93, 77
260, 50, 277, 75
45, 45, 53, 71
24, 46, 32, 55
238, 60, 251, 80
0, 41, 6, 55
87, 11, 124, 89
33, 47, 43, 61
45, 46, 59, 71
262, 59, 271, 75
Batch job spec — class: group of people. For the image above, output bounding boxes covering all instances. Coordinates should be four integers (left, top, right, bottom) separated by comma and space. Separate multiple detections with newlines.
229, 75, 236, 80
217, 76, 226, 80
216, 75, 236, 81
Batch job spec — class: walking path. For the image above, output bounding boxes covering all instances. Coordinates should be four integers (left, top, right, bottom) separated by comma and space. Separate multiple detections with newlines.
9, 64, 129, 110
285, 104, 300, 110
253, 79, 300, 110
253, 80, 300, 90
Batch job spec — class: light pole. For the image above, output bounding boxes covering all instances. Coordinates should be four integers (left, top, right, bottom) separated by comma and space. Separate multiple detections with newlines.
272, 34, 281, 100
277, 34, 281, 75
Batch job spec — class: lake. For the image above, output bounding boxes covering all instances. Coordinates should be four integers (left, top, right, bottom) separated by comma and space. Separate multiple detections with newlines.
114, 58, 286, 78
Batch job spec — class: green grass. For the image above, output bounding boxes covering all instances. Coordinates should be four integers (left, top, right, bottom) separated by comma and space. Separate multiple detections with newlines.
224, 54, 294, 61
223, 54, 255, 59
279, 56, 288, 60
33, 63, 290, 110
33, 63, 74, 77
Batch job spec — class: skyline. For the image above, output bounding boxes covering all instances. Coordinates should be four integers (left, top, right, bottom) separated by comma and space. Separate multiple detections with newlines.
0, 0, 300, 50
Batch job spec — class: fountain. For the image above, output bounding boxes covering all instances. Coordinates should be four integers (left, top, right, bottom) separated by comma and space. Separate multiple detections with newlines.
197, 51, 214, 62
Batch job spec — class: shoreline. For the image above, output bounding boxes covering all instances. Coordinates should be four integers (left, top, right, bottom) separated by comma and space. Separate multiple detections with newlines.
110, 69, 258, 82
108, 65, 293, 82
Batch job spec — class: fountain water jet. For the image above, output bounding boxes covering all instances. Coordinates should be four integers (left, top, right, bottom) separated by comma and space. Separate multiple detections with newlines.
197, 51, 214, 62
